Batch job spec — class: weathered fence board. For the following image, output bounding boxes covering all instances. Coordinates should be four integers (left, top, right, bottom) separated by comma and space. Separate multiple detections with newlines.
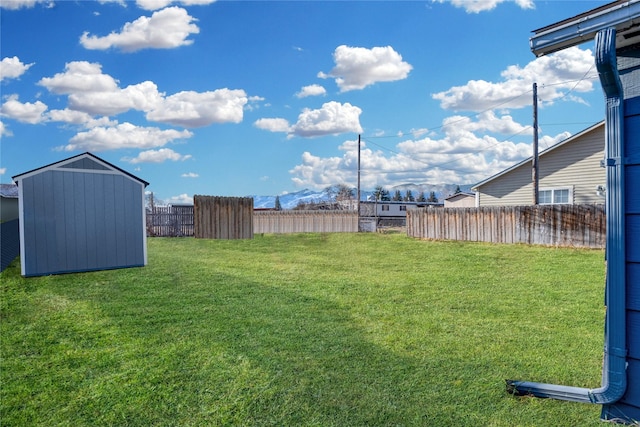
146, 205, 194, 237
194, 196, 253, 239
254, 211, 358, 234
407, 204, 605, 248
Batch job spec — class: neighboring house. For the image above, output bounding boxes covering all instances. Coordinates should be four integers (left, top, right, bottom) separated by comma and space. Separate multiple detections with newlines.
472, 121, 605, 206
0, 183, 19, 222
444, 192, 476, 208
360, 200, 442, 218
13, 152, 149, 277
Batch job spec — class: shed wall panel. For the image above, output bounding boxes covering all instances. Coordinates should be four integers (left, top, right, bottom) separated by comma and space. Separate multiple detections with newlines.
20, 167, 146, 276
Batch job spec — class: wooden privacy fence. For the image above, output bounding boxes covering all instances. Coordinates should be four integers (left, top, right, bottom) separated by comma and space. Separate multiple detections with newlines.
407, 204, 606, 248
254, 211, 358, 234
194, 195, 253, 239
146, 205, 194, 237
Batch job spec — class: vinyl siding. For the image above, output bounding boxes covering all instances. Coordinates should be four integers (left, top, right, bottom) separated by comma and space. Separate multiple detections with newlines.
477, 124, 605, 206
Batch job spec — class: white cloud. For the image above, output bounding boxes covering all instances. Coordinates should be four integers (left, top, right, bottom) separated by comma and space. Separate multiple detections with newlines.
80, 7, 200, 52
38, 61, 119, 94
40, 62, 164, 116
539, 131, 572, 150
445, 111, 530, 136
0, 121, 11, 137
432, 47, 595, 112
0, 0, 53, 10
288, 112, 558, 190
46, 109, 117, 128
98, 0, 126, 5
433, 0, 534, 13
125, 148, 192, 163
0, 56, 34, 81
0, 95, 47, 124
68, 81, 164, 116
0, 167, 5, 175
319, 45, 412, 92
166, 193, 193, 204
181, 172, 199, 178
290, 101, 363, 137
146, 88, 247, 127
136, 0, 216, 10
254, 117, 291, 133
295, 84, 326, 98
37, 62, 248, 128
256, 102, 362, 138
61, 122, 193, 151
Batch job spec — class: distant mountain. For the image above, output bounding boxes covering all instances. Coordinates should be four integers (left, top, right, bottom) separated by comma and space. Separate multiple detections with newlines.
252, 184, 474, 209
253, 189, 330, 210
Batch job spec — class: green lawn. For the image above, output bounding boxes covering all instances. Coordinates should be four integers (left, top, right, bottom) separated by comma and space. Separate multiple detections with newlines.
1, 233, 607, 426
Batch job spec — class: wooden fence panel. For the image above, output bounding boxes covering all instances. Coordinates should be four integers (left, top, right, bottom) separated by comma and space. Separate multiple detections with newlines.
194, 195, 253, 239
254, 211, 358, 234
146, 206, 194, 237
407, 204, 606, 248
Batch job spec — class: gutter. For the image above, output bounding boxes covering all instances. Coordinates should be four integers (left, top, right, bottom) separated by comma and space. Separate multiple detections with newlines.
530, 0, 640, 57
507, 27, 627, 405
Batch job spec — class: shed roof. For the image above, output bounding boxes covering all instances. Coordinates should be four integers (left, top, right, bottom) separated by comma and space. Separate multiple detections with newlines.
531, 0, 640, 56
472, 121, 604, 191
12, 152, 149, 187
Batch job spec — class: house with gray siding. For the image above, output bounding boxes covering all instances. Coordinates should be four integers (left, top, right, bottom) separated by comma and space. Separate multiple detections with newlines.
12, 152, 149, 277
0, 183, 19, 222
472, 121, 605, 206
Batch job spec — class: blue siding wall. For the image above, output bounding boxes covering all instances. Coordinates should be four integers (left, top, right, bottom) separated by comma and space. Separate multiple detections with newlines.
602, 85, 640, 422
21, 168, 145, 276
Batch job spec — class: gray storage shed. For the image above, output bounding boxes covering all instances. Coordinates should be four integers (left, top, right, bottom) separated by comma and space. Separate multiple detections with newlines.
13, 152, 149, 277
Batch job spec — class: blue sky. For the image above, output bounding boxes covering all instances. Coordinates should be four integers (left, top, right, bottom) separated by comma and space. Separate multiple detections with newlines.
1, 0, 607, 204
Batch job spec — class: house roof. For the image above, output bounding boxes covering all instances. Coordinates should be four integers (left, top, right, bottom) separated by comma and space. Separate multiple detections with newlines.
444, 192, 475, 201
471, 121, 604, 191
12, 152, 149, 187
531, 0, 640, 56
0, 183, 19, 198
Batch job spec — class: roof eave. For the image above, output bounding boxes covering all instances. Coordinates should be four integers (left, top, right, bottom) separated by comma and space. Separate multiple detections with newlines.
12, 152, 150, 188
531, 0, 640, 57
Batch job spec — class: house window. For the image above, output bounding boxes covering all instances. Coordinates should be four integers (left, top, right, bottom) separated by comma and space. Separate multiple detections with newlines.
539, 187, 572, 205
399, 205, 407, 211
382, 205, 389, 211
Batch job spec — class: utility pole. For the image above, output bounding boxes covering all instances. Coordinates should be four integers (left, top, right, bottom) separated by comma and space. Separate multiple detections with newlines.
357, 134, 361, 229
532, 82, 539, 205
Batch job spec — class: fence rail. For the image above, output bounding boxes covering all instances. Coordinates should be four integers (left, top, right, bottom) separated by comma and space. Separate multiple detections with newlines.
254, 210, 358, 234
407, 204, 606, 248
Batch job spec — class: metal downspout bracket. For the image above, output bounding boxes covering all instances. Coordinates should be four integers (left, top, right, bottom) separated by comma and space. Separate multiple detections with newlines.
506, 26, 627, 406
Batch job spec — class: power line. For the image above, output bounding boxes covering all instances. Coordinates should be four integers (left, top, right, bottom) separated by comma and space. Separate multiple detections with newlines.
353, 71, 598, 181
363, 73, 599, 142
361, 124, 533, 175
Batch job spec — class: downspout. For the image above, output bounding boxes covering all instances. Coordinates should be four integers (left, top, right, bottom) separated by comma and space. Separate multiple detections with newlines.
506, 27, 627, 405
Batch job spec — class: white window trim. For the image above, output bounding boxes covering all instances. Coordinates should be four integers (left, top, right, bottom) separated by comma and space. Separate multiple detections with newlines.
539, 186, 573, 205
